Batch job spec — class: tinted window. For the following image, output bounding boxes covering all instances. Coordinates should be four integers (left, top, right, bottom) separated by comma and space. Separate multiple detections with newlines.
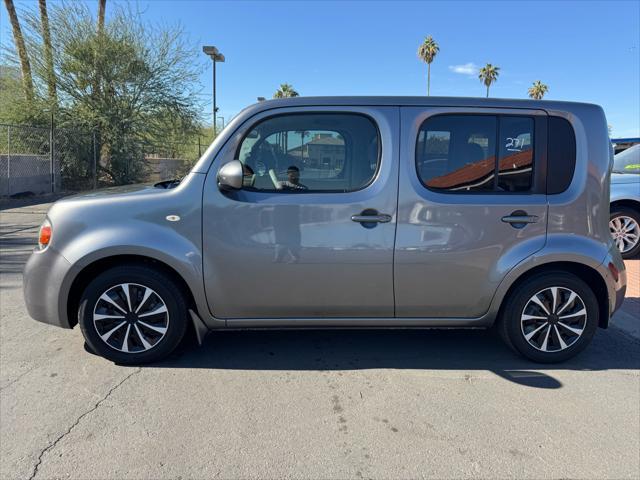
237, 114, 379, 192
417, 115, 496, 192
498, 117, 534, 192
416, 114, 535, 193
547, 116, 576, 194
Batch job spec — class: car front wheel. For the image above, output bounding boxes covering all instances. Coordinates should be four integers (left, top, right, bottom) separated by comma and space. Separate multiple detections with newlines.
78, 265, 189, 364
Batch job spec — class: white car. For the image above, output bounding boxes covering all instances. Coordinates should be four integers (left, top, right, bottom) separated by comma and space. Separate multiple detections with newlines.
610, 144, 640, 258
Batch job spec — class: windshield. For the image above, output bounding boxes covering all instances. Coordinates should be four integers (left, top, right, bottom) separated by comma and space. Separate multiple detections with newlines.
613, 144, 640, 174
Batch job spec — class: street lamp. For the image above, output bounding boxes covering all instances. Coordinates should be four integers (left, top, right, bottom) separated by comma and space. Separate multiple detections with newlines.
202, 45, 225, 137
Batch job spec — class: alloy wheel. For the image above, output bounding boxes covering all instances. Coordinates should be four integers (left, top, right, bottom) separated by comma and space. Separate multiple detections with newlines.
609, 215, 640, 254
520, 287, 587, 352
93, 283, 169, 353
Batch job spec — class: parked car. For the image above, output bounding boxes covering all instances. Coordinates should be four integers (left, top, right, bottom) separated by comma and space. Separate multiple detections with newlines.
610, 144, 640, 259
23, 97, 626, 364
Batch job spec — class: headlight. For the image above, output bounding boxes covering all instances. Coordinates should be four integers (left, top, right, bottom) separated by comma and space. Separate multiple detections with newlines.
38, 219, 52, 250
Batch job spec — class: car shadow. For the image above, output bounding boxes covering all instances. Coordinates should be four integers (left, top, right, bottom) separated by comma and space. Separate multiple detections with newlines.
145, 327, 640, 390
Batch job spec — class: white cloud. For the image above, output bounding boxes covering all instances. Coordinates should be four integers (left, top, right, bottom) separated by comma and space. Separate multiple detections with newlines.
449, 63, 479, 77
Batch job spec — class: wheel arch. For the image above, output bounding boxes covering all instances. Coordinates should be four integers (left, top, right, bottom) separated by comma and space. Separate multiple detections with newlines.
610, 199, 640, 213
494, 261, 610, 329
66, 254, 199, 329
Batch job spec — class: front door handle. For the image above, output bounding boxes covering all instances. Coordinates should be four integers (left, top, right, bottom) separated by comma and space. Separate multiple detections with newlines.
501, 210, 539, 228
351, 209, 392, 228
351, 214, 392, 223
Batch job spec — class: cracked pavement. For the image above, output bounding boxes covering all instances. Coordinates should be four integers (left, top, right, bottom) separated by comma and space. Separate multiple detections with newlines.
1, 200, 639, 479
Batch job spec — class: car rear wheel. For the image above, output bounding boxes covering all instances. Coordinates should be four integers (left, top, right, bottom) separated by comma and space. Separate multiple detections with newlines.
610, 207, 640, 259
498, 272, 598, 363
78, 265, 189, 364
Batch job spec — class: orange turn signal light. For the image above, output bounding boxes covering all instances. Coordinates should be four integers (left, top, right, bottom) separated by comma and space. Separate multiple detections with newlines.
38, 220, 52, 249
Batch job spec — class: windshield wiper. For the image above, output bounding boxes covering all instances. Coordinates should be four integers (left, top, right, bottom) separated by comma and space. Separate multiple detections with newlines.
154, 178, 182, 189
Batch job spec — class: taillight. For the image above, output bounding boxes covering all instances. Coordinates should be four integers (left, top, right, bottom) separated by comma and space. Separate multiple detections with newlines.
38, 219, 52, 250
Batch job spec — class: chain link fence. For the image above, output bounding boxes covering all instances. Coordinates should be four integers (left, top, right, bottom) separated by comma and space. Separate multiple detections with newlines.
0, 124, 205, 198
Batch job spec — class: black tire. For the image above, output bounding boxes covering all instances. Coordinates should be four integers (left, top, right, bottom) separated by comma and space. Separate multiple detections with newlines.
497, 272, 599, 363
610, 206, 640, 259
78, 265, 189, 364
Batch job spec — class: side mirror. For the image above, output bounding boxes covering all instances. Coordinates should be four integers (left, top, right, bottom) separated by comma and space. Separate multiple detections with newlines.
217, 160, 243, 191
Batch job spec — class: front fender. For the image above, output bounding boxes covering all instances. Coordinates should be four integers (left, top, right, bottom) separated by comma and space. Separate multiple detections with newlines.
44, 173, 219, 327
57, 223, 215, 328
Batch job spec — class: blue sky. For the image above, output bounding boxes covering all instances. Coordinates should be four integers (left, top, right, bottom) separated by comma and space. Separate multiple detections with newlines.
2, 0, 639, 137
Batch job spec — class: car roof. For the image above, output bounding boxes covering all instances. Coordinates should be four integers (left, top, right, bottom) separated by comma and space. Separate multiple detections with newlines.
249, 96, 601, 111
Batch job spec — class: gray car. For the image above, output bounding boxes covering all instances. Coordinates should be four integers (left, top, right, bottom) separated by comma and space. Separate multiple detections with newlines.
610, 144, 640, 258
23, 97, 627, 364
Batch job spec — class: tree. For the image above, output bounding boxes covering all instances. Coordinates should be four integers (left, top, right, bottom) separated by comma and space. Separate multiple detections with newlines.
38, 0, 57, 104
417, 35, 439, 96
0, 66, 35, 124
94, 0, 106, 100
273, 83, 299, 98
295, 130, 308, 159
4, 2, 203, 184
478, 63, 500, 97
97, 0, 106, 35
273, 84, 298, 153
528, 80, 548, 100
4, 0, 34, 102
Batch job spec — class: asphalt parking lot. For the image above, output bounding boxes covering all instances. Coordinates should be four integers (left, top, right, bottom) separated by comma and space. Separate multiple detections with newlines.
1, 200, 639, 480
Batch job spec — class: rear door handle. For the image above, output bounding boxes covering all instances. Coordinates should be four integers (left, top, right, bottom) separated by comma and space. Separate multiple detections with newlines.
351, 214, 392, 223
501, 211, 539, 229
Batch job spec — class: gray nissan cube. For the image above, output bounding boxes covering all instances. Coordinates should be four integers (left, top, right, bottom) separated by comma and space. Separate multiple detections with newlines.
23, 97, 627, 364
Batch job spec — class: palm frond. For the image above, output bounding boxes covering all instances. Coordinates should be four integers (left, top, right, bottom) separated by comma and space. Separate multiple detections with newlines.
417, 35, 439, 64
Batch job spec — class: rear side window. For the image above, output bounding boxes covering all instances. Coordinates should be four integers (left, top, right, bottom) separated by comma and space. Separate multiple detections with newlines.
498, 117, 534, 192
416, 114, 535, 193
237, 113, 379, 193
547, 117, 576, 194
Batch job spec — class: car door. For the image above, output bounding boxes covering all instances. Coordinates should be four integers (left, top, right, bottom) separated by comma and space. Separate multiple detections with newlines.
202, 106, 399, 320
395, 107, 548, 318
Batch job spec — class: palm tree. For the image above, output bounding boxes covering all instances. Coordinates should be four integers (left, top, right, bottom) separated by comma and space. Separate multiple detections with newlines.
417, 35, 439, 96
4, 0, 34, 102
273, 83, 299, 98
38, 0, 57, 104
295, 130, 309, 159
528, 80, 549, 100
93, 0, 107, 118
478, 63, 500, 98
97, 0, 106, 35
272, 84, 299, 151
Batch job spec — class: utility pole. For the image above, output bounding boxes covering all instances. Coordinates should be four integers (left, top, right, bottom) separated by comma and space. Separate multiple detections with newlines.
50, 111, 54, 193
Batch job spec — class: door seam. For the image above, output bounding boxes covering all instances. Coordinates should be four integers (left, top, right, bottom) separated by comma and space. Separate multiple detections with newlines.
392, 106, 402, 318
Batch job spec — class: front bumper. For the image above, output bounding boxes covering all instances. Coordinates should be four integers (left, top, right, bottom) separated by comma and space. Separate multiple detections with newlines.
23, 246, 74, 328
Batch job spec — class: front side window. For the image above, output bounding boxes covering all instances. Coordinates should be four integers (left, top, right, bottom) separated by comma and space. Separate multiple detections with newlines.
237, 113, 379, 192
416, 114, 534, 193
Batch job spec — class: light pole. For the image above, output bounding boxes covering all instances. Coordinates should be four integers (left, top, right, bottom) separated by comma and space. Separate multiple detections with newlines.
202, 45, 225, 137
